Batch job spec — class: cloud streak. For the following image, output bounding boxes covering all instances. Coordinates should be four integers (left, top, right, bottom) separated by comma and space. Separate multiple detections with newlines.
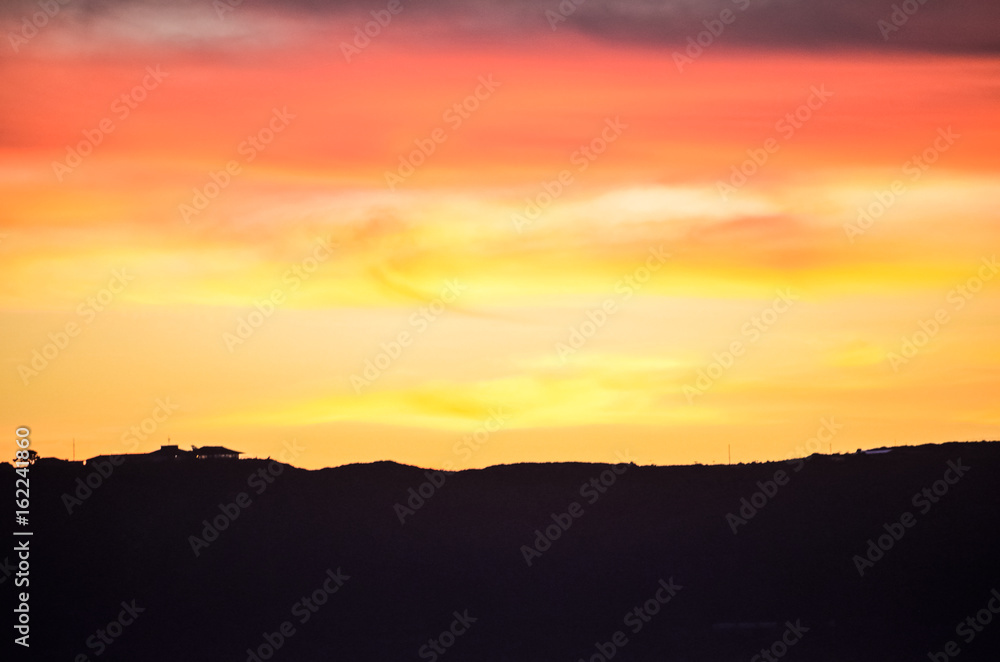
3, 0, 999, 52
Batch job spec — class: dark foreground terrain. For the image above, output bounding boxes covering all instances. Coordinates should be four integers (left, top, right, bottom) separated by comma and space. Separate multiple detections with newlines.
6, 441, 1000, 661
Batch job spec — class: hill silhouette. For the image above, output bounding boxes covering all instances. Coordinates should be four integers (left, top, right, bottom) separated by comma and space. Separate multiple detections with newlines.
10, 441, 1000, 661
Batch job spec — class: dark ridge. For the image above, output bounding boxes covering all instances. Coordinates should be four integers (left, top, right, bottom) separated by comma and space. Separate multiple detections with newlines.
10, 440, 1000, 661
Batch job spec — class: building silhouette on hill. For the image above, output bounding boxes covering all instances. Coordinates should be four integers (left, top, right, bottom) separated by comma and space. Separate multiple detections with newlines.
86, 444, 242, 465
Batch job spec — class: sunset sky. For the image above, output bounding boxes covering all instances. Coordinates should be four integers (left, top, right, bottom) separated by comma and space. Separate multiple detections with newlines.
2, 0, 998, 469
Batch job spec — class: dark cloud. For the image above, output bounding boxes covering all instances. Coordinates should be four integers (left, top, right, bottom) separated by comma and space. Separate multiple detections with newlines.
3, 0, 999, 52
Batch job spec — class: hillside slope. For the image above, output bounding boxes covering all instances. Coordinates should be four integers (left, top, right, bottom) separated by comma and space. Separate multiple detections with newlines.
9, 441, 1000, 661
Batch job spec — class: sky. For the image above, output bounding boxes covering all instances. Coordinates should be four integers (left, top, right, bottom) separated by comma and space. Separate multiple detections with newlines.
2, 0, 999, 470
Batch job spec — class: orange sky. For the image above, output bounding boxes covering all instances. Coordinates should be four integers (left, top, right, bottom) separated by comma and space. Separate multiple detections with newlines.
2, 7, 999, 468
